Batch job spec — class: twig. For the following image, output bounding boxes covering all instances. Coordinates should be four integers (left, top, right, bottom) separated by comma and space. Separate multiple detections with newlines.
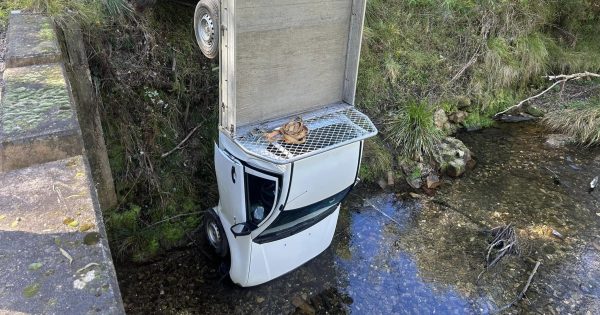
449, 50, 480, 84
494, 72, 600, 119
161, 125, 202, 158
144, 211, 206, 229
495, 261, 541, 313
366, 200, 403, 228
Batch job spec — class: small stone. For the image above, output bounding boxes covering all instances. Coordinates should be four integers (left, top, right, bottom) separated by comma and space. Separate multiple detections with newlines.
292, 296, 315, 315
525, 105, 545, 117
448, 111, 468, 124
406, 176, 422, 189
545, 134, 574, 149
446, 159, 466, 177
256, 296, 265, 303
426, 174, 441, 189
434, 109, 448, 129
377, 179, 387, 190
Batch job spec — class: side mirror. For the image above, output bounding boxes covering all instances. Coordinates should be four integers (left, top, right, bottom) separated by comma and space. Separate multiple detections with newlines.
230, 222, 253, 237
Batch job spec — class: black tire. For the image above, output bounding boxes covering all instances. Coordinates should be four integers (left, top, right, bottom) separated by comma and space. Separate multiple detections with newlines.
194, 0, 220, 59
204, 208, 229, 258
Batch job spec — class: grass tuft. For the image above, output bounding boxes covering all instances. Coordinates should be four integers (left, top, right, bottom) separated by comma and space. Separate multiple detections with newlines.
543, 99, 600, 146
385, 101, 444, 159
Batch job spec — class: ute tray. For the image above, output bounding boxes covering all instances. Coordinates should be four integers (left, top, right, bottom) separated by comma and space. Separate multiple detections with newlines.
233, 103, 377, 164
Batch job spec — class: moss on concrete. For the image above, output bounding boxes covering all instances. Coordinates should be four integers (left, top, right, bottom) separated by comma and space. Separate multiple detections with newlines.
1, 64, 75, 137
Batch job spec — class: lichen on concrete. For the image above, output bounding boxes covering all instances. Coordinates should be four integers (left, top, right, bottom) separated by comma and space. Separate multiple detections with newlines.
0, 156, 124, 314
6, 13, 61, 67
1, 63, 76, 139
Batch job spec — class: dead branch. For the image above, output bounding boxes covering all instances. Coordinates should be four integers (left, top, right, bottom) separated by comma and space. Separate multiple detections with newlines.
494, 72, 600, 119
486, 224, 520, 267
477, 224, 520, 282
161, 124, 202, 158
495, 261, 541, 313
546, 72, 600, 81
449, 49, 480, 84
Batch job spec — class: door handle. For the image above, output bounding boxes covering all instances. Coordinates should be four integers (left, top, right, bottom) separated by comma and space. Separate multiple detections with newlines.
231, 166, 236, 183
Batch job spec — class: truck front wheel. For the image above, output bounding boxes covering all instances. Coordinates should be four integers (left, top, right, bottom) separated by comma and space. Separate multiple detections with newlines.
204, 208, 229, 258
194, 0, 220, 59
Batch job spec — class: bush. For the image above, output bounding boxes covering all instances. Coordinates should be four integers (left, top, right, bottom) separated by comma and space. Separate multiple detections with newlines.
385, 101, 444, 160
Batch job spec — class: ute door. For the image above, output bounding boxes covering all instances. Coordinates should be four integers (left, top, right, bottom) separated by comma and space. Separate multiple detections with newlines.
214, 145, 246, 226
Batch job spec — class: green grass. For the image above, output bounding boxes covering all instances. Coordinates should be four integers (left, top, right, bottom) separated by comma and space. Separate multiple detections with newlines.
0, 0, 132, 27
359, 138, 394, 183
385, 101, 444, 160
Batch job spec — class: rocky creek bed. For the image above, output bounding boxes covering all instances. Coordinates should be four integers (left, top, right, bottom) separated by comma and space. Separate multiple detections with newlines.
116, 121, 600, 314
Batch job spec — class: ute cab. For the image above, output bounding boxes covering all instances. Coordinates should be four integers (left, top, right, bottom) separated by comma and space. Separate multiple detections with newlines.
194, 0, 376, 286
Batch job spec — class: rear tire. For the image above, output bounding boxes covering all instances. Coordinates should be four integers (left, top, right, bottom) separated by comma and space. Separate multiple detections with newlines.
204, 208, 229, 258
194, 0, 220, 59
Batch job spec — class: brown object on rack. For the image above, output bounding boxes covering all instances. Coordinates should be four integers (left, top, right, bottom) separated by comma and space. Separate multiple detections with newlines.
264, 117, 309, 144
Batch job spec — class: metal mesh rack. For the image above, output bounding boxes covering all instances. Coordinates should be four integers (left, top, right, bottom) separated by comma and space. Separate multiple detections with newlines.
233, 104, 377, 164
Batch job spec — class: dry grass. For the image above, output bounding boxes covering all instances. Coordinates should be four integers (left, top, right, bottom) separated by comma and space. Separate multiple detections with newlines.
543, 100, 600, 146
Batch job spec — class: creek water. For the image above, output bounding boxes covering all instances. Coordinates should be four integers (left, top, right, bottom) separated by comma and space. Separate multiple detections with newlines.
118, 122, 600, 314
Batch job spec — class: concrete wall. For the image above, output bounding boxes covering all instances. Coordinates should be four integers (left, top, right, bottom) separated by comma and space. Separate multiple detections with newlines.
0, 11, 124, 314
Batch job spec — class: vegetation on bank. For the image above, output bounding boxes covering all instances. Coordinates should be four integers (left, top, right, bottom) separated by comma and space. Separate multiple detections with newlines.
2, 0, 600, 261
358, 0, 600, 181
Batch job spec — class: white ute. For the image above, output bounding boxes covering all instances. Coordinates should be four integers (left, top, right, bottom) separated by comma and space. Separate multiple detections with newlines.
194, 0, 377, 287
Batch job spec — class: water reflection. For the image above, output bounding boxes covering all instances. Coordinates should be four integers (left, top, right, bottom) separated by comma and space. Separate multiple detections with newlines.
336, 194, 492, 314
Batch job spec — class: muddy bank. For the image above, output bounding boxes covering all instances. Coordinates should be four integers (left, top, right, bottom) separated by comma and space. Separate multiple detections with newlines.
116, 122, 600, 314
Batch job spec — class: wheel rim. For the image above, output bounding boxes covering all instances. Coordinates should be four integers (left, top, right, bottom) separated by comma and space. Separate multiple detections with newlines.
197, 13, 214, 48
206, 220, 221, 249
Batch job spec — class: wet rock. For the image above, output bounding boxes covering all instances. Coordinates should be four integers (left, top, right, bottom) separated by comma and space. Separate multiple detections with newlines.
434, 109, 448, 129
497, 113, 536, 122
406, 176, 422, 189
525, 105, 545, 117
446, 160, 466, 177
544, 134, 574, 149
436, 137, 473, 177
448, 111, 468, 124
426, 174, 441, 189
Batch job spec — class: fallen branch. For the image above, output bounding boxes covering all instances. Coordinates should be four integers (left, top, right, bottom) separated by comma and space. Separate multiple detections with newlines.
161, 125, 202, 158
494, 72, 600, 119
495, 261, 541, 313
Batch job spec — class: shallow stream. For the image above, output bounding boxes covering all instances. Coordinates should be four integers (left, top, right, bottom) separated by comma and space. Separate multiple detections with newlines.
118, 122, 600, 314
